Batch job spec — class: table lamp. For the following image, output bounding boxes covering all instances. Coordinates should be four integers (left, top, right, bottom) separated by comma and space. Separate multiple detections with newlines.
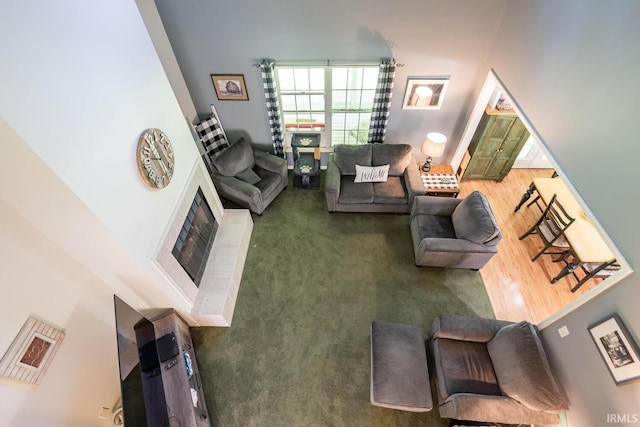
415, 86, 433, 98
413, 86, 433, 106
421, 132, 447, 172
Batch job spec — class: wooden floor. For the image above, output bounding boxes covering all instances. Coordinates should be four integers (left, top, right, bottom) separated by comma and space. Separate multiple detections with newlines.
458, 169, 600, 324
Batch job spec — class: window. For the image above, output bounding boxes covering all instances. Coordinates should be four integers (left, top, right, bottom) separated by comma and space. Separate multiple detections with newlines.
277, 67, 325, 132
276, 65, 379, 147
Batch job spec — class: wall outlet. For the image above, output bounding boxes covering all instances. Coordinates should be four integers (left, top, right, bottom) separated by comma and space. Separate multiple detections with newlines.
558, 325, 570, 338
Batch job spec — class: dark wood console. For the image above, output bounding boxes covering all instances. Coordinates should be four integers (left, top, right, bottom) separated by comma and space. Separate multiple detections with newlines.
135, 310, 210, 427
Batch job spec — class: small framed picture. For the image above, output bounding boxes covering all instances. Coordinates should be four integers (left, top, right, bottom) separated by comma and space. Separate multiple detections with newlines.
402, 78, 450, 110
0, 317, 65, 385
588, 314, 640, 385
210, 74, 249, 101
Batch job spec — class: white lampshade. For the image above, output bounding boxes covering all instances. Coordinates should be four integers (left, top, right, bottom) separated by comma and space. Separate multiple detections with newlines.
415, 85, 433, 98
421, 132, 447, 158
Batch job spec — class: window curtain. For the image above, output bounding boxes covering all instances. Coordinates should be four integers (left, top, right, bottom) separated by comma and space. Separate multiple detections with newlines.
259, 60, 285, 157
367, 60, 396, 144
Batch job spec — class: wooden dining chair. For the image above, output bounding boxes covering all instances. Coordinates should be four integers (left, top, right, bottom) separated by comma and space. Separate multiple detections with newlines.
551, 253, 621, 292
519, 194, 576, 262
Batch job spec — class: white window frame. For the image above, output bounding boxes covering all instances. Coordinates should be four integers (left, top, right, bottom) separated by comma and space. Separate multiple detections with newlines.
275, 64, 379, 150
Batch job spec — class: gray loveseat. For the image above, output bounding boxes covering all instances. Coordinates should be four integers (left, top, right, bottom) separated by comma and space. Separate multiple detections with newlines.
208, 137, 288, 215
325, 144, 424, 213
429, 314, 568, 425
410, 191, 501, 269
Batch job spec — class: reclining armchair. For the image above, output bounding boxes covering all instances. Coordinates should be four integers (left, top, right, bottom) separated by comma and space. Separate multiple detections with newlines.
429, 314, 568, 425
207, 137, 287, 215
410, 191, 501, 269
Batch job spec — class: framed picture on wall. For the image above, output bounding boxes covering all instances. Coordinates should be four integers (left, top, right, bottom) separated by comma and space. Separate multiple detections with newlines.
210, 74, 249, 100
402, 78, 450, 110
588, 314, 640, 385
0, 317, 65, 385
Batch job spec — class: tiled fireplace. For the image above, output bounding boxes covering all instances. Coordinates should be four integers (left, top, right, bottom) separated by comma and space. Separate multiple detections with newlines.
154, 160, 253, 326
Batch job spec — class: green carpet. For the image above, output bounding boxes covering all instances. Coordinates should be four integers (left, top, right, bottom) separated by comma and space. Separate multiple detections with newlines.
191, 173, 494, 427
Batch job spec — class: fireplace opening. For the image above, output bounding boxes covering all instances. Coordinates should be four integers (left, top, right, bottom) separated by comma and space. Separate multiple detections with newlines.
171, 188, 218, 287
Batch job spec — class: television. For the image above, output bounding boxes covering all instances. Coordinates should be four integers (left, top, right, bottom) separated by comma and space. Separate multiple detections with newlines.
113, 296, 168, 426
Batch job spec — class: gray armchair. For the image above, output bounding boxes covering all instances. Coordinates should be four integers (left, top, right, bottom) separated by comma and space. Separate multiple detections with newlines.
429, 314, 568, 425
410, 191, 501, 269
207, 137, 287, 215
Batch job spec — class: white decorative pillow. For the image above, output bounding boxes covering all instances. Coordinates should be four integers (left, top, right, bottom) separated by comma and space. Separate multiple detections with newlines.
354, 164, 390, 183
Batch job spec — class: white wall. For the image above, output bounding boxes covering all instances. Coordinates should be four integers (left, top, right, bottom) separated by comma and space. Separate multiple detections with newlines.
485, 1, 640, 425
0, 0, 213, 425
0, 0, 201, 267
0, 200, 119, 427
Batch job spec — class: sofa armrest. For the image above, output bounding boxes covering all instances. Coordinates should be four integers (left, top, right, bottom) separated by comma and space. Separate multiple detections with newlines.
325, 154, 341, 212
253, 149, 287, 176
439, 393, 561, 425
410, 196, 462, 220
417, 237, 499, 255
429, 314, 512, 342
211, 174, 263, 213
403, 158, 426, 206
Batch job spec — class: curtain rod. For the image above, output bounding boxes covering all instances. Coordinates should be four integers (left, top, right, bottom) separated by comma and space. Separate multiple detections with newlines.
252, 58, 404, 67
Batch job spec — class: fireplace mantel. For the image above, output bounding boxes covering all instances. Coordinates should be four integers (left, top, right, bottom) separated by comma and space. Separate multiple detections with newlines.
154, 159, 252, 326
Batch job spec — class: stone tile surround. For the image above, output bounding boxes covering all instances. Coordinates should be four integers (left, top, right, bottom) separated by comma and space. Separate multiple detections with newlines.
154, 160, 252, 326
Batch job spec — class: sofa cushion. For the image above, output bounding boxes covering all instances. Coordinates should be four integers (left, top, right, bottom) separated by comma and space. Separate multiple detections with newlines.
432, 338, 502, 404
211, 137, 255, 177
339, 176, 374, 204
372, 144, 413, 176
355, 164, 389, 183
254, 168, 283, 199
451, 191, 500, 244
487, 321, 568, 412
373, 177, 408, 204
234, 167, 261, 185
334, 144, 372, 175
412, 214, 456, 240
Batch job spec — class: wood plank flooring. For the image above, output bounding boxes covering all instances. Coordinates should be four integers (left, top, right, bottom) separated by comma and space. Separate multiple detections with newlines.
458, 169, 599, 324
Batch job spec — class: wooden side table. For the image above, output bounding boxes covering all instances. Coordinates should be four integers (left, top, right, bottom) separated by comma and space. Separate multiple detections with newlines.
419, 164, 460, 197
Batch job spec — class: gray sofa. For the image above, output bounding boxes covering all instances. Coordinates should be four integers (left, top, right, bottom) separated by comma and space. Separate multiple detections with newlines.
208, 137, 288, 215
325, 144, 424, 213
410, 191, 501, 269
429, 314, 568, 425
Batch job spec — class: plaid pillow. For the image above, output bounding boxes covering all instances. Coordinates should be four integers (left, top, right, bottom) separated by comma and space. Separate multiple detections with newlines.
194, 115, 229, 157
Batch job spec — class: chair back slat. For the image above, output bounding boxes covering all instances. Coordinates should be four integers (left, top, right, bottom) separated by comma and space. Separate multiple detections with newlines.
546, 195, 575, 230
519, 193, 576, 261
541, 194, 575, 243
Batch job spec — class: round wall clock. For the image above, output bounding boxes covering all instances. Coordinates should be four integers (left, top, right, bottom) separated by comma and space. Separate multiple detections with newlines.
136, 128, 175, 189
